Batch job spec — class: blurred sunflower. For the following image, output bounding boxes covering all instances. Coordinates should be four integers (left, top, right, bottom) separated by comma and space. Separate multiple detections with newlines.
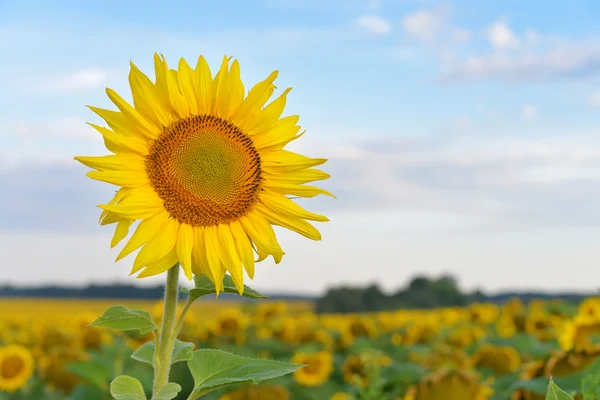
291, 351, 333, 387
577, 297, 600, 319
219, 384, 290, 400
342, 354, 369, 387
543, 346, 600, 377
255, 302, 287, 323
75, 54, 333, 293
559, 315, 600, 351
341, 317, 378, 346
403, 370, 493, 400
0, 345, 35, 392
525, 312, 561, 342
470, 344, 521, 376
211, 308, 248, 337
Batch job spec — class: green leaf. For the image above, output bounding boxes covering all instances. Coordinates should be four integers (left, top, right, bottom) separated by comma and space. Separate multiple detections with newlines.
131, 339, 195, 367
152, 383, 182, 400
90, 306, 157, 335
182, 274, 266, 300
66, 359, 112, 388
186, 349, 303, 398
110, 376, 147, 400
546, 379, 575, 400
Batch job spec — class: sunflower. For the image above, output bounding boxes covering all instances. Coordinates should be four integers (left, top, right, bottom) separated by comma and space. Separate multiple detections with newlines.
559, 315, 600, 351
211, 308, 248, 337
0, 345, 35, 393
403, 370, 494, 400
292, 351, 333, 387
470, 344, 521, 375
75, 54, 333, 293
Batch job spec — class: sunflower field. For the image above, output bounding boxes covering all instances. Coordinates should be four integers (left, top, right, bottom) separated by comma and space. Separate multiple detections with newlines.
2, 295, 600, 400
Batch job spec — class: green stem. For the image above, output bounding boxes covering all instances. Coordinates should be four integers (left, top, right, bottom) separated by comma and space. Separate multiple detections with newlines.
174, 296, 195, 337
153, 264, 180, 395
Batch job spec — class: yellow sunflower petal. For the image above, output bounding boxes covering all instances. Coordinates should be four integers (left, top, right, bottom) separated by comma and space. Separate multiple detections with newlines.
240, 213, 285, 257
211, 56, 232, 116
131, 217, 179, 274
129, 62, 176, 126
87, 170, 149, 187
99, 188, 128, 224
217, 223, 244, 294
176, 223, 194, 280
230, 220, 255, 279
259, 191, 329, 222
117, 212, 170, 261
261, 150, 327, 171
252, 115, 301, 150
264, 168, 330, 185
203, 226, 225, 293
255, 203, 322, 241
247, 88, 292, 136
231, 70, 278, 126
99, 188, 163, 219
162, 57, 190, 117
75, 154, 145, 172
87, 123, 149, 156
263, 182, 336, 198
105, 88, 159, 140
137, 248, 179, 278
194, 55, 214, 114
87, 106, 136, 136
111, 219, 134, 248
192, 227, 211, 277
177, 58, 199, 115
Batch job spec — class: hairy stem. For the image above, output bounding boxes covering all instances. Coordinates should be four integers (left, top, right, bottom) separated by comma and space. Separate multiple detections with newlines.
153, 264, 180, 395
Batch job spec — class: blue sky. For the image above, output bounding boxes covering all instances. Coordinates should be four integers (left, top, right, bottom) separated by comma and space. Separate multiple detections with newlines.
2, 0, 600, 294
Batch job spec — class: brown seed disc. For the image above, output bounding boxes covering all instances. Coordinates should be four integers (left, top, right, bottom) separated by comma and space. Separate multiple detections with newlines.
146, 114, 262, 227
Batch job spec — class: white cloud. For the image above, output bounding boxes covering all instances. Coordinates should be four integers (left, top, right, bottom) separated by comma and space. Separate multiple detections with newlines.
356, 15, 393, 36
440, 38, 600, 83
486, 20, 519, 49
453, 28, 472, 43
589, 91, 600, 107
45, 68, 108, 93
522, 104, 537, 121
524, 28, 540, 45
402, 8, 444, 42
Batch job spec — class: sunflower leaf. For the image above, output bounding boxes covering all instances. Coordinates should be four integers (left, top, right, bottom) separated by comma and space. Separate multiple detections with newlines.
90, 305, 157, 334
131, 339, 195, 367
151, 383, 181, 400
186, 349, 303, 398
110, 375, 147, 400
546, 379, 575, 400
182, 274, 266, 300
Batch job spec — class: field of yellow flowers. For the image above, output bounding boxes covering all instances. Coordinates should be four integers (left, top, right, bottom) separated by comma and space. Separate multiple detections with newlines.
1, 296, 600, 399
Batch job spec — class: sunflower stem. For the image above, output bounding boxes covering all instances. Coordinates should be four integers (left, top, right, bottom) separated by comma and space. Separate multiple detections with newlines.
153, 263, 180, 395
174, 296, 195, 337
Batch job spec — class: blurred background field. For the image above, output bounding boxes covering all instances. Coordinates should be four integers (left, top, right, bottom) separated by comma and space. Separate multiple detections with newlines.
3, 279, 600, 399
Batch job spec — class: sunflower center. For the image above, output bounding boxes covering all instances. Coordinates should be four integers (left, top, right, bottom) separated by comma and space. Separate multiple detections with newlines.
1, 355, 25, 379
146, 114, 262, 227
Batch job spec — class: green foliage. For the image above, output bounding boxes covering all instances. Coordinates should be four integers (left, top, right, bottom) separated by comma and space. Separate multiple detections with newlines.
131, 339, 195, 367
546, 379, 575, 400
110, 376, 147, 400
90, 306, 157, 334
182, 275, 266, 300
151, 383, 181, 400
186, 349, 304, 399
581, 370, 600, 399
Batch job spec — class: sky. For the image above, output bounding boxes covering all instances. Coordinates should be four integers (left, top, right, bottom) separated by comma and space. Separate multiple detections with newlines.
2, 0, 600, 295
